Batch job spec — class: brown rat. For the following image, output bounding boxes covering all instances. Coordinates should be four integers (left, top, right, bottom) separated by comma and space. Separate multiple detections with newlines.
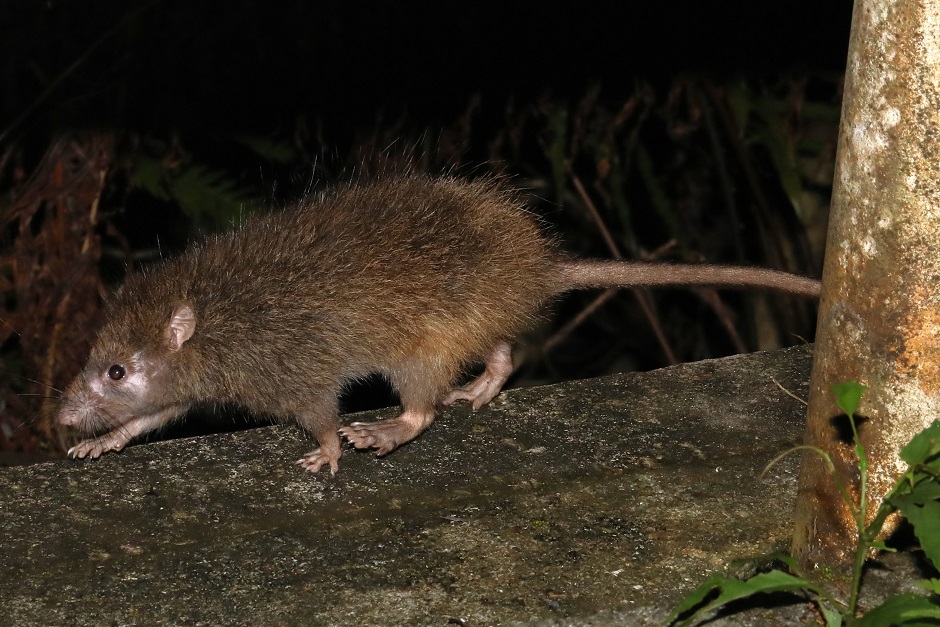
57, 174, 820, 474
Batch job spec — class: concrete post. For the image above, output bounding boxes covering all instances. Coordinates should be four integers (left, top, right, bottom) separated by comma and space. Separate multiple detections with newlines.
792, 0, 940, 572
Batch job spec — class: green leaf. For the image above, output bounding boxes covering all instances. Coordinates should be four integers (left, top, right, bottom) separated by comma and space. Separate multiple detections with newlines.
667, 570, 815, 626
900, 421, 940, 466
868, 540, 897, 553
698, 570, 816, 610
915, 579, 940, 594
818, 601, 843, 627
753, 96, 805, 219
769, 552, 799, 571
171, 163, 257, 229
855, 593, 940, 626
128, 155, 172, 201
833, 381, 866, 417
902, 480, 940, 502
666, 573, 726, 624
127, 154, 260, 229
889, 484, 940, 571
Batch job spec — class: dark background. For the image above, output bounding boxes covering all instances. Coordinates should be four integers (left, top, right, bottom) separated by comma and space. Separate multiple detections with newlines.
1, 1, 853, 454
4, 1, 853, 141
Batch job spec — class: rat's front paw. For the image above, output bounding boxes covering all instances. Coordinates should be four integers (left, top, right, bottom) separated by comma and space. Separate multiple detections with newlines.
68, 433, 128, 459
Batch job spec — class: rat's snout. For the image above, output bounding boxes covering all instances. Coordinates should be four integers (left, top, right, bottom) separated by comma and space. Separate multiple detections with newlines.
56, 375, 99, 430
57, 403, 83, 427
56, 396, 108, 437
56, 393, 86, 428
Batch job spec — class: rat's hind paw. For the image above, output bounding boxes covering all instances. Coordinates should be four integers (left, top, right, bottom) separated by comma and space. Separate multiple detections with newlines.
442, 373, 504, 409
339, 408, 435, 456
442, 340, 512, 409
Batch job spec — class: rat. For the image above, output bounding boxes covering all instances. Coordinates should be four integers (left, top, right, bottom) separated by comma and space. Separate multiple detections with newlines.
57, 174, 821, 474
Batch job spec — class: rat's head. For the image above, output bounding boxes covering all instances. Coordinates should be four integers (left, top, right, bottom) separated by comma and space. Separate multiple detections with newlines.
58, 303, 197, 436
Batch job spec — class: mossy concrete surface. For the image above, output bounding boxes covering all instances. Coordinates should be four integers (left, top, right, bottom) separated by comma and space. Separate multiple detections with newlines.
0, 345, 927, 625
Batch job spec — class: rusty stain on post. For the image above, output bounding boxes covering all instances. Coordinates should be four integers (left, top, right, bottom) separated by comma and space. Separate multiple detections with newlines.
792, 0, 940, 573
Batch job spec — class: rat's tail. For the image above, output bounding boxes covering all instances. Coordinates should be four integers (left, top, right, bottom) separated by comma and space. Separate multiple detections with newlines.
555, 260, 821, 298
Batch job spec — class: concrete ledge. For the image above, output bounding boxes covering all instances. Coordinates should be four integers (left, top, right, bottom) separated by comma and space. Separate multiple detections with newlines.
1, 345, 879, 625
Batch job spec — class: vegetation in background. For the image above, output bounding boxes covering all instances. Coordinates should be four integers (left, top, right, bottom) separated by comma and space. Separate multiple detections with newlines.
669, 382, 940, 626
0, 74, 839, 462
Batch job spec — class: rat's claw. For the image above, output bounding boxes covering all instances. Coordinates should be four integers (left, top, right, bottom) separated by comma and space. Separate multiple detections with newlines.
68, 436, 124, 460
339, 408, 435, 456
340, 421, 400, 456
442, 375, 502, 410
296, 447, 340, 475
443, 341, 512, 409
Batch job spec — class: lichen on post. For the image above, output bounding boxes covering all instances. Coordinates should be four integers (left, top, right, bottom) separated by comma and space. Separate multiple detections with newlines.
793, 0, 940, 573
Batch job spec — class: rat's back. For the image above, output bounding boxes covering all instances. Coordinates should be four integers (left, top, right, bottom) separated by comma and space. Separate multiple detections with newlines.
153, 175, 559, 388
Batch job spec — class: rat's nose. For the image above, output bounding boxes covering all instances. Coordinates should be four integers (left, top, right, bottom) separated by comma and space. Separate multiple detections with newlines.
57, 407, 82, 427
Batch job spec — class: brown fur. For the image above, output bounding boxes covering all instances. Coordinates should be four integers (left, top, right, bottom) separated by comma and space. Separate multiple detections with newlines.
58, 174, 819, 474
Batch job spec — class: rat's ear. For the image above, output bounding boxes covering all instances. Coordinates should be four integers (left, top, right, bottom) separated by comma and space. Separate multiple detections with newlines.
164, 304, 196, 351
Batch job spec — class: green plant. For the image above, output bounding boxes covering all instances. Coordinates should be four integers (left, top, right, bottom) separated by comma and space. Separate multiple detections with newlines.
667, 381, 940, 626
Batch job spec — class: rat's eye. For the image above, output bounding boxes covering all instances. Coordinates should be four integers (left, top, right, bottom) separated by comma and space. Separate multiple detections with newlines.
107, 364, 126, 381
